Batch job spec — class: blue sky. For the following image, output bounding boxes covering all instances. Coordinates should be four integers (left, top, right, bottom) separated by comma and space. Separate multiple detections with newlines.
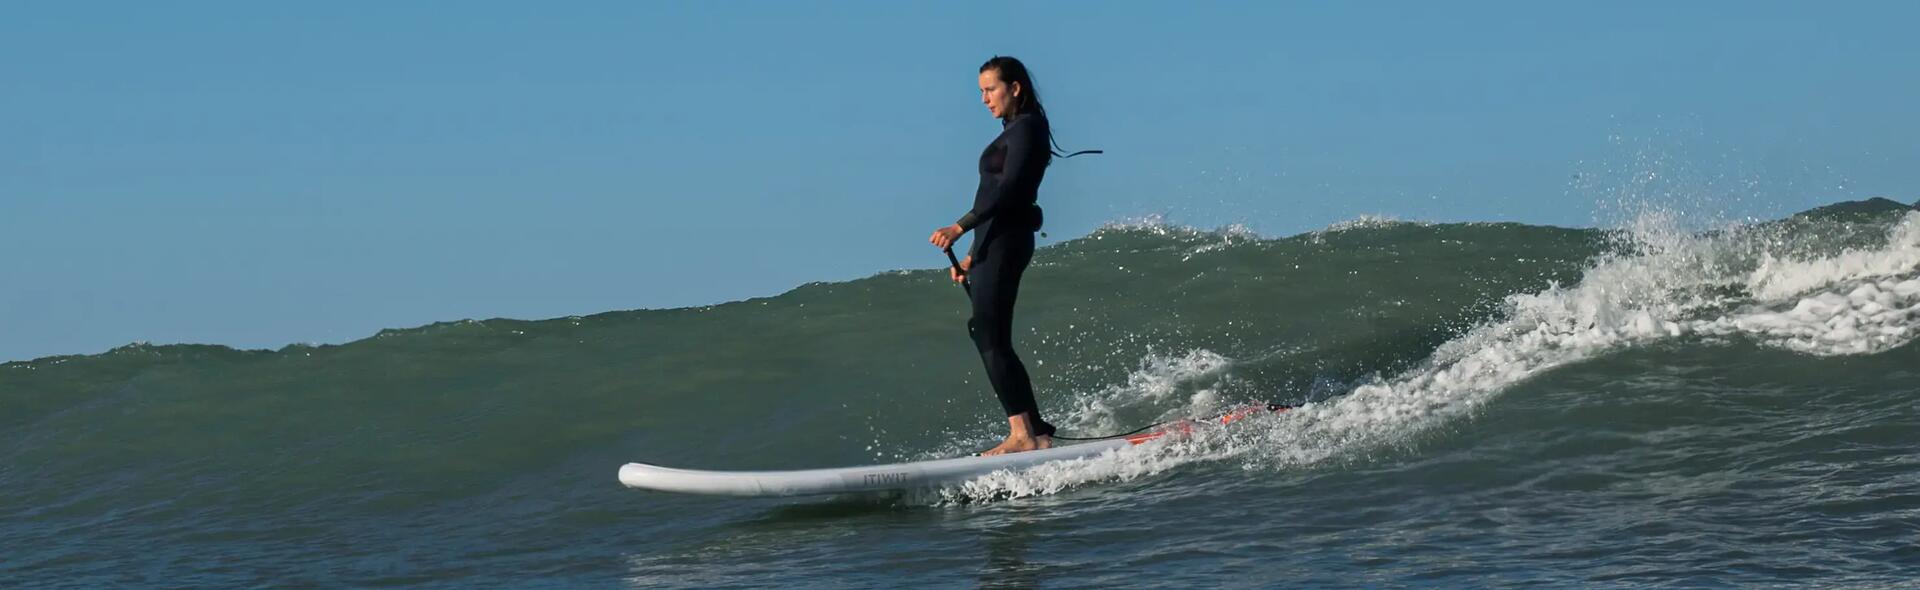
4, 2, 1917, 362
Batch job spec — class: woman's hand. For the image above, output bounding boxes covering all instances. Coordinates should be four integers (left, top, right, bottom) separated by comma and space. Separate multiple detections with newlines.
950, 255, 972, 283
929, 224, 965, 250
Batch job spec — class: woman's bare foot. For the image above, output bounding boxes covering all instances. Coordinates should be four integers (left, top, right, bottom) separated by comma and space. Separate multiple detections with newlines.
980, 434, 1053, 456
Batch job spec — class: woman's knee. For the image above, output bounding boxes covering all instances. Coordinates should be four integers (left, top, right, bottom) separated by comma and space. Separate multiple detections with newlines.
972, 319, 1018, 354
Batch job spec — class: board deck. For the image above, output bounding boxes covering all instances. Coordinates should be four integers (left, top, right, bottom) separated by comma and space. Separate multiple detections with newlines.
618, 404, 1289, 497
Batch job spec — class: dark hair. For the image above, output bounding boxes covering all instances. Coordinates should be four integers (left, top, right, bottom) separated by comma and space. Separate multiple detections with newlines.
979, 55, 1048, 121
980, 56, 1101, 159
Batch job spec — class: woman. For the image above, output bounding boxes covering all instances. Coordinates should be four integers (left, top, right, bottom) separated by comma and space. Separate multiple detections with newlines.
929, 56, 1063, 456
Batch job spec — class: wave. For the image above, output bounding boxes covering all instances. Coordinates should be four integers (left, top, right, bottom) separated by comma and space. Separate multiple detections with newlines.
936, 208, 1920, 502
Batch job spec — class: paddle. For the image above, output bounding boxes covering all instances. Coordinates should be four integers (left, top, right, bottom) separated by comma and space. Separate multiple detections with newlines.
942, 247, 971, 297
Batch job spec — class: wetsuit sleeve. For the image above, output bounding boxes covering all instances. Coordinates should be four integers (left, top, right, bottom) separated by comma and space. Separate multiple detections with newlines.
956, 117, 1048, 231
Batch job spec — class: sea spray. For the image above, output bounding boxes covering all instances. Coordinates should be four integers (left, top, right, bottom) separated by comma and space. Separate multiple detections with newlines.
933, 208, 1920, 501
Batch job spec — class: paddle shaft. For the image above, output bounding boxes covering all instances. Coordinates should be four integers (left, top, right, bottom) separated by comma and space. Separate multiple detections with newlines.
943, 248, 972, 297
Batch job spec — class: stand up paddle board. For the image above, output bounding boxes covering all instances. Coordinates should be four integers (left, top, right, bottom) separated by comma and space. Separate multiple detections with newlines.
618, 404, 1290, 497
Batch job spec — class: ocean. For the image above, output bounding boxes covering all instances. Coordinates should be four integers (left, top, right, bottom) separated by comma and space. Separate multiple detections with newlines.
5, 199, 1918, 588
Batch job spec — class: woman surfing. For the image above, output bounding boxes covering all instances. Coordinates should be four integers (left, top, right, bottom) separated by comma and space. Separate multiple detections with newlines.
929, 56, 1095, 456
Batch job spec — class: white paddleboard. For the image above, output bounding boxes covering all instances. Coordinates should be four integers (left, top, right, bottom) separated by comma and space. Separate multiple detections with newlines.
619, 438, 1131, 497
617, 404, 1291, 497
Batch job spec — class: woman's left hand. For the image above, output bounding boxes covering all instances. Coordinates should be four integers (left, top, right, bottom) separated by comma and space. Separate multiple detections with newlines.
929, 224, 965, 249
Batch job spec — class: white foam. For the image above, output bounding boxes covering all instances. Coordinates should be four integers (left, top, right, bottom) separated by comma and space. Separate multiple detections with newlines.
1317, 214, 1418, 234
1693, 213, 1920, 355
934, 211, 1920, 503
1097, 215, 1260, 239
1053, 348, 1234, 436
1746, 213, 1920, 301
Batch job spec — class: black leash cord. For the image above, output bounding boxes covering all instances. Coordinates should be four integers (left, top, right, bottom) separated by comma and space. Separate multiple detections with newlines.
1051, 421, 1171, 441
1050, 403, 1295, 441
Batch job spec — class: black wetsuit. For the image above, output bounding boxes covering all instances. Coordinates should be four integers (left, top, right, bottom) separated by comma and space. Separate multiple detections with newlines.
956, 111, 1055, 438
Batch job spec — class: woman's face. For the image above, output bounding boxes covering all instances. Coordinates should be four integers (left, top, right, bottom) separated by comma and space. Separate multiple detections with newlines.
979, 69, 1020, 119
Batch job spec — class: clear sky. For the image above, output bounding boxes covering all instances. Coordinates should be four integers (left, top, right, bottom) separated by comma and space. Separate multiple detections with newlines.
5, 2, 1917, 362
